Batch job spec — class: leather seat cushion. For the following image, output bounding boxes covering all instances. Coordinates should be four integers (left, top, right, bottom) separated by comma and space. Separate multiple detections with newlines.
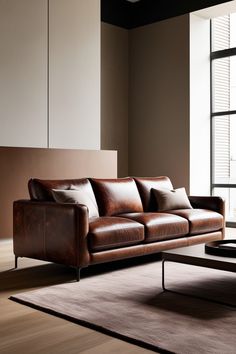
88, 217, 144, 252
167, 209, 224, 235
119, 212, 189, 242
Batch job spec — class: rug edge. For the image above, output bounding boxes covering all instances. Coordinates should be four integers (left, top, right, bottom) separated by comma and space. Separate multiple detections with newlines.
9, 295, 175, 354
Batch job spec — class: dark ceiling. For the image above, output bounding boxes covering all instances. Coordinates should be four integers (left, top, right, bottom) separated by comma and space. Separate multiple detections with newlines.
101, 0, 233, 29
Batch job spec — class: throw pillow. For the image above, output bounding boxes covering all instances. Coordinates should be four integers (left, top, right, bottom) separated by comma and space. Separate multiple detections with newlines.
51, 189, 99, 218
152, 187, 192, 211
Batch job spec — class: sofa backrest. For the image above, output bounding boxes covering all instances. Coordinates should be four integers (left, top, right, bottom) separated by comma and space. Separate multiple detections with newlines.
28, 176, 173, 216
90, 178, 143, 216
134, 177, 173, 212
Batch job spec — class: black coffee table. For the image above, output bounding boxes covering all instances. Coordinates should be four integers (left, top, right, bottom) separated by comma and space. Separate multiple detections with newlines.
161, 243, 236, 307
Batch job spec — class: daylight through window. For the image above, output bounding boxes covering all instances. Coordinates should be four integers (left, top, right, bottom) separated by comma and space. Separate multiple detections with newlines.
211, 13, 236, 224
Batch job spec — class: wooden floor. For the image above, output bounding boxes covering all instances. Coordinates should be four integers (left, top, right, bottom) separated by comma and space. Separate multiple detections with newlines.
0, 240, 155, 354
1, 228, 236, 354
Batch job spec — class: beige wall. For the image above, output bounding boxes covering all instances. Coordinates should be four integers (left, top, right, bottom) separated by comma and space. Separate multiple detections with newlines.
0, 147, 117, 239
129, 15, 190, 191
101, 16, 191, 187
101, 23, 129, 177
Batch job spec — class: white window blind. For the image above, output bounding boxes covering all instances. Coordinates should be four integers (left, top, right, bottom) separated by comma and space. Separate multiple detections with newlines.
212, 15, 230, 181
212, 15, 230, 51
214, 116, 230, 179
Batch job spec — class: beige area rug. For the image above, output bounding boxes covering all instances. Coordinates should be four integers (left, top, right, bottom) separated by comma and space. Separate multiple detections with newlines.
10, 259, 236, 354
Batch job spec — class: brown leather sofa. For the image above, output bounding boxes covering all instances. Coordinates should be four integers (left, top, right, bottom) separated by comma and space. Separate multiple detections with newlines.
13, 176, 225, 280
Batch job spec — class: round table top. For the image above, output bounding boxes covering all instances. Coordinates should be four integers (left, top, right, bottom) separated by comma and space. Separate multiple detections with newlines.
205, 240, 236, 258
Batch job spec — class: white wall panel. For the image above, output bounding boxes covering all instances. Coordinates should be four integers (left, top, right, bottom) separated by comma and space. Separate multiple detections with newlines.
0, 0, 47, 147
49, 0, 100, 149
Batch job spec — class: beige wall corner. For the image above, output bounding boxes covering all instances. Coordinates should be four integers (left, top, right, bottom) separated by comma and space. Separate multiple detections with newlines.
129, 15, 190, 191
101, 23, 129, 177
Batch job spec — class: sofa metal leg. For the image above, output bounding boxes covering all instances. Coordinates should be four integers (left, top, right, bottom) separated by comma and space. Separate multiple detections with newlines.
15, 256, 18, 269
162, 259, 166, 291
75, 267, 81, 282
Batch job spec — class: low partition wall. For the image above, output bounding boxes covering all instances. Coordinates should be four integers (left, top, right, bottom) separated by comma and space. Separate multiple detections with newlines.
0, 147, 117, 239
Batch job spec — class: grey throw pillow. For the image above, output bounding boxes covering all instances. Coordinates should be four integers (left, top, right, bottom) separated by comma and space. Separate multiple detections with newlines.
52, 189, 99, 218
152, 187, 192, 211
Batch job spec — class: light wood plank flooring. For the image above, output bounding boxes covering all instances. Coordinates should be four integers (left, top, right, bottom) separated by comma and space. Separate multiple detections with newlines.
1, 228, 236, 354
0, 239, 155, 354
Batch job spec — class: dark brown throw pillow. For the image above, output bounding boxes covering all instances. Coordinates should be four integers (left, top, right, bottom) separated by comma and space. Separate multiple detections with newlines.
152, 187, 192, 211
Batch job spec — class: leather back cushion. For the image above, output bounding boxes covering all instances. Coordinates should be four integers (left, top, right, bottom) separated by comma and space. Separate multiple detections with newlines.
28, 178, 97, 204
90, 178, 143, 216
134, 177, 173, 211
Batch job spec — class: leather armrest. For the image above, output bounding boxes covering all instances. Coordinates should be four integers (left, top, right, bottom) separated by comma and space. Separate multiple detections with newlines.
188, 196, 225, 216
13, 200, 90, 267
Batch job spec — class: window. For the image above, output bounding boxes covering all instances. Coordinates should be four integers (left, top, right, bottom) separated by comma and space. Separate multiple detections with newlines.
211, 14, 236, 224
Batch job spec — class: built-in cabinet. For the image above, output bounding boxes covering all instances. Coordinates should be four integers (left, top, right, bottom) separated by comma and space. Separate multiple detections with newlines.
0, 0, 100, 149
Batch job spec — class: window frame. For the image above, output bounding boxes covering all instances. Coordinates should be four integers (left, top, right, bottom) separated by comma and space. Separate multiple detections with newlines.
210, 18, 236, 227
